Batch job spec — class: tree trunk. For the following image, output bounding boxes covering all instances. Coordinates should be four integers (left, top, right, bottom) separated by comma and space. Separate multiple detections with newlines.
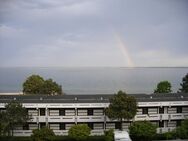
11, 126, 13, 136
120, 118, 123, 131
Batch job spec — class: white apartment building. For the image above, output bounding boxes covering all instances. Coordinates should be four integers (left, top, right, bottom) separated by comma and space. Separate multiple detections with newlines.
0, 93, 188, 136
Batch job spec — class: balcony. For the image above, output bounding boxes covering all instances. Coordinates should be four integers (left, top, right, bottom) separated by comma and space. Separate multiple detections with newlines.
91, 130, 104, 136
77, 116, 104, 122
157, 127, 176, 134
48, 116, 75, 122
13, 130, 32, 136
53, 130, 68, 136
134, 114, 160, 121
135, 113, 188, 121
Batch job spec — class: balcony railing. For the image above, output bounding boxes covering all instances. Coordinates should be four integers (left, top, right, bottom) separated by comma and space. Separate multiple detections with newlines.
77, 116, 104, 122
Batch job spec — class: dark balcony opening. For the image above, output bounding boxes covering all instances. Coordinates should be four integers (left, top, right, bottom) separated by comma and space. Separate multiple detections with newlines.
40, 108, 45, 116
88, 109, 93, 116
159, 107, 164, 114
177, 120, 181, 127
59, 109, 65, 116
23, 123, 29, 130
60, 123, 65, 130
115, 122, 121, 130
159, 121, 164, 127
143, 108, 148, 114
40, 123, 46, 128
88, 123, 93, 129
177, 107, 182, 113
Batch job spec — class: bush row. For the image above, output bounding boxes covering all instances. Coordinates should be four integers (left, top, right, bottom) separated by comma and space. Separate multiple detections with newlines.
0, 136, 106, 141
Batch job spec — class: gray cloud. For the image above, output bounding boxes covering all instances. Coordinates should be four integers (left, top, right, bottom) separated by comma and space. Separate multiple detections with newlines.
0, 0, 188, 67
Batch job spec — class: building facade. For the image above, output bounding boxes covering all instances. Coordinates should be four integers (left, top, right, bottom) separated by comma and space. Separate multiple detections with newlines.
0, 93, 188, 136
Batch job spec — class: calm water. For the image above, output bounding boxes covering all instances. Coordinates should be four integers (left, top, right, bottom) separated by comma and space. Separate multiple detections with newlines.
0, 67, 187, 94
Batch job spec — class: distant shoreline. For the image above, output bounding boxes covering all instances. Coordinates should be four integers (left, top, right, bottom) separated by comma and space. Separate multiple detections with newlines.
0, 92, 23, 95
0, 66, 188, 69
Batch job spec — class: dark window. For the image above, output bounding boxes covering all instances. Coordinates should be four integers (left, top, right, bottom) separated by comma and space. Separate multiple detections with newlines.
143, 108, 148, 114
159, 121, 164, 127
60, 123, 65, 130
159, 107, 164, 114
59, 109, 65, 116
88, 109, 93, 116
40, 108, 45, 116
177, 107, 182, 113
115, 122, 121, 130
88, 123, 93, 129
23, 123, 29, 130
40, 123, 46, 128
177, 120, 181, 127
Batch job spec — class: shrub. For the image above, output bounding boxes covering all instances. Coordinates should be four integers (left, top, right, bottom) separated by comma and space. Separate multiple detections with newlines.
31, 127, 55, 141
176, 119, 188, 139
104, 129, 114, 141
129, 121, 157, 141
155, 130, 176, 140
68, 124, 91, 141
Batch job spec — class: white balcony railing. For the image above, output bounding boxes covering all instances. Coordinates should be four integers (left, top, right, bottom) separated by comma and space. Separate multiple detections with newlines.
77, 116, 104, 122
13, 130, 32, 136
48, 116, 75, 122
157, 127, 176, 134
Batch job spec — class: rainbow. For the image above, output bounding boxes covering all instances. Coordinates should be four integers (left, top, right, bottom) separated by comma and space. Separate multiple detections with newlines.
115, 33, 134, 67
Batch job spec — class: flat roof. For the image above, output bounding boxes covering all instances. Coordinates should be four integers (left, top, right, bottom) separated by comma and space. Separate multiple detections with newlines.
0, 93, 187, 103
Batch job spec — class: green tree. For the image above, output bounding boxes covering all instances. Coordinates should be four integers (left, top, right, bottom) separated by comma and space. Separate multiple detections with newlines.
154, 81, 172, 93
0, 112, 5, 136
23, 74, 63, 95
23, 75, 44, 94
3, 101, 29, 136
68, 124, 91, 141
31, 127, 55, 141
179, 73, 188, 93
105, 90, 137, 130
42, 79, 62, 95
129, 121, 157, 141
104, 129, 114, 141
176, 119, 188, 139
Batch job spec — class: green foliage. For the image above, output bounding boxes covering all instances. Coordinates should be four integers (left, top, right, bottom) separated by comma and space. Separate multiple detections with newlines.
68, 124, 91, 141
0, 136, 106, 141
155, 130, 176, 140
154, 81, 172, 93
23, 74, 63, 95
31, 127, 55, 141
176, 119, 188, 139
104, 129, 114, 141
129, 121, 157, 141
105, 90, 137, 130
23, 75, 44, 94
1, 101, 29, 136
179, 73, 188, 93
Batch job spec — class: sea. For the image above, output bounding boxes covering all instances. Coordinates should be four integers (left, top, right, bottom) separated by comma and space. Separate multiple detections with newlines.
0, 67, 187, 94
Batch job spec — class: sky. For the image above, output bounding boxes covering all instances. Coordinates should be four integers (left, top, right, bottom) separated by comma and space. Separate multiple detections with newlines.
0, 0, 188, 67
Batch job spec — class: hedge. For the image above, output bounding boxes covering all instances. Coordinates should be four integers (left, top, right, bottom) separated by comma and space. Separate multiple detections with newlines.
0, 136, 106, 141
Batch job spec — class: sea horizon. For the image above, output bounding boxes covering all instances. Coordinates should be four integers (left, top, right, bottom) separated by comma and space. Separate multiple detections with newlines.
0, 67, 187, 94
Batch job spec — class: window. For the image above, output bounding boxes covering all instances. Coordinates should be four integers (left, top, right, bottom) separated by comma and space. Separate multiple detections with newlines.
40, 108, 45, 116
159, 107, 164, 114
143, 108, 148, 114
88, 109, 93, 116
177, 107, 182, 113
59, 109, 65, 116
60, 123, 65, 130
159, 121, 164, 127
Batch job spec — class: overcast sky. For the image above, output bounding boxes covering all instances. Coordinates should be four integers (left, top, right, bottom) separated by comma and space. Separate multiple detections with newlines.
0, 0, 188, 67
